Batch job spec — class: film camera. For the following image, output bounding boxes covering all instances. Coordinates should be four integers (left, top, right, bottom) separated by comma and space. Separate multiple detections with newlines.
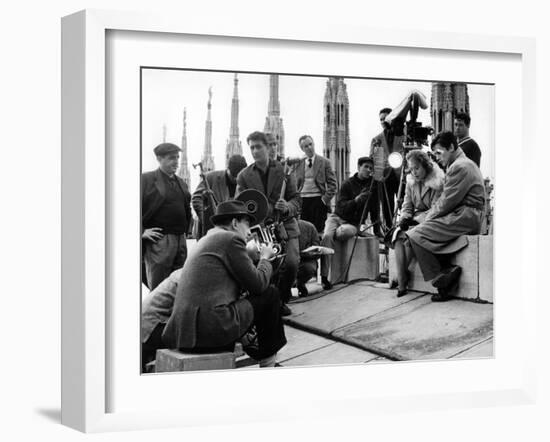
405, 121, 433, 147
236, 189, 286, 261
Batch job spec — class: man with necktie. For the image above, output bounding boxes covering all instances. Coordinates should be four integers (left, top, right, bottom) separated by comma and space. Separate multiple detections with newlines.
295, 135, 337, 233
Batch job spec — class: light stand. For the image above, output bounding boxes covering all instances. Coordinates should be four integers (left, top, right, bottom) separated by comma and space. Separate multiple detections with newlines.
339, 91, 430, 285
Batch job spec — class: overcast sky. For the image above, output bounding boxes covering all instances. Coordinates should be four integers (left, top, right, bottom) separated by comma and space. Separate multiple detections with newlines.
142, 69, 494, 192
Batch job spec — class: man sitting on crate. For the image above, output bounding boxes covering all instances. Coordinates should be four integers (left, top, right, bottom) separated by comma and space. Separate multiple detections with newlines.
162, 200, 287, 368
405, 131, 485, 302
319, 156, 379, 290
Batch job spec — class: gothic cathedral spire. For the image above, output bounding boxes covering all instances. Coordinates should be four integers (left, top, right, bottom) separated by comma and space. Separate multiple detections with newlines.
202, 87, 215, 172
264, 74, 285, 158
177, 108, 191, 185
430, 82, 470, 134
323, 77, 350, 190
225, 73, 242, 164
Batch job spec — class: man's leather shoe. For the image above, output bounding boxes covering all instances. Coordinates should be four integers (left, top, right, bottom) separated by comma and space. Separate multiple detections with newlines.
397, 289, 408, 298
432, 265, 462, 289
431, 288, 452, 302
321, 276, 333, 290
280, 303, 292, 316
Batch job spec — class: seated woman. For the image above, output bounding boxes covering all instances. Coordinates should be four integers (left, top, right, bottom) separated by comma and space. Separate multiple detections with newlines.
393, 149, 444, 297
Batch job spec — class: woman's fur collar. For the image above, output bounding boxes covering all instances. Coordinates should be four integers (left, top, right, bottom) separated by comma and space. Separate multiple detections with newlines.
406, 162, 445, 190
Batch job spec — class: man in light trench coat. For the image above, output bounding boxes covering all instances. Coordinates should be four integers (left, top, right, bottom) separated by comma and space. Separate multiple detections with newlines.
405, 131, 486, 302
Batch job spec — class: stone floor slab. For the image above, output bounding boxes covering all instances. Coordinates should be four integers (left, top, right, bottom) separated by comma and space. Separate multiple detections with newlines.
285, 282, 424, 334
281, 341, 379, 367
276, 326, 335, 363
333, 299, 493, 361
452, 338, 494, 359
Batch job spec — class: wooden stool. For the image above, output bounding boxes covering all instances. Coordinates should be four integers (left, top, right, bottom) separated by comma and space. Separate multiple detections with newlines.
155, 342, 244, 373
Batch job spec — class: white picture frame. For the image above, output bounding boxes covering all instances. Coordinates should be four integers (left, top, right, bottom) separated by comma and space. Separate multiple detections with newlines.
61, 9, 537, 433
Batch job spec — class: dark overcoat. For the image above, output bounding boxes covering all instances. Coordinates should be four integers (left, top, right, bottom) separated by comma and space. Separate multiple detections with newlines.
191, 169, 232, 215
141, 168, 192, 232
191, 169, 233, 237
162, 227, 273, 349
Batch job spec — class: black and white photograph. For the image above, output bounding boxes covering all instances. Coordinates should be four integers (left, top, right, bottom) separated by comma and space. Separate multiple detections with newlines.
140, 69, 494, 374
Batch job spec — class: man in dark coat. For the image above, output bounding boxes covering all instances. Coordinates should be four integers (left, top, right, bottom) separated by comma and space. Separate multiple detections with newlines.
295, 135, 337, 233
319, 156, 379, 290
406, 131, 485, 302
454, 112, 481, 167
236, 131, 302, 316
192, 154, 247, 238
141, 143, 192, 290
162, 200, 286, 367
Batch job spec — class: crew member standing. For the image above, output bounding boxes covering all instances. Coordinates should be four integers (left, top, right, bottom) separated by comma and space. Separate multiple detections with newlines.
192, 154, 247, 238
141, 143, 192, 290
370, 107, 405, 229
236, 131, 301, 316
266, 132, 280, 161
454, 112, 481, 167
295, 135, 337, 233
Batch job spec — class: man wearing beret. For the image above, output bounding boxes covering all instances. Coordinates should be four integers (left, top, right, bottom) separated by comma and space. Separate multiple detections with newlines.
141, 143, 192, 290
191, 154, 247, 238
320, 156, 379, 290
162, 200, 286, 368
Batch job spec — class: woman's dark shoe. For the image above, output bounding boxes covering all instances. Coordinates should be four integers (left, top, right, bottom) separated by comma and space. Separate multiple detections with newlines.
321, 276, 333, 291
297, 283, 309, 297
397, 289, 408, 298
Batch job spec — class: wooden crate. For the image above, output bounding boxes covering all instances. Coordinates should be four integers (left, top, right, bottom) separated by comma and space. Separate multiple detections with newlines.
330, 236, 380, 284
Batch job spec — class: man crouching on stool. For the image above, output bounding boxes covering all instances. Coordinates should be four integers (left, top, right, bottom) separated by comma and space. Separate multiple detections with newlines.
406, 131, 485, 302
162, 200, 287, 368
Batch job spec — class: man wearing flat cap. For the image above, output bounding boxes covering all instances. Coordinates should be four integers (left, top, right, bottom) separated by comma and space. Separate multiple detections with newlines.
319, 156, 380, 289
192, 154, 248, 238
141, 143, 192, 290
162, 200, 287, 368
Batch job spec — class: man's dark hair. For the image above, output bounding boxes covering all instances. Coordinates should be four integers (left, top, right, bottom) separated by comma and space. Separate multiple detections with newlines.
357, 156, 374, 167
298, 134, 312, 145
431, 131, 458, 151
379, 107, 392, 115
246, 131, 268, 146
227, 154, 247, 177
455, 112, 471, 127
